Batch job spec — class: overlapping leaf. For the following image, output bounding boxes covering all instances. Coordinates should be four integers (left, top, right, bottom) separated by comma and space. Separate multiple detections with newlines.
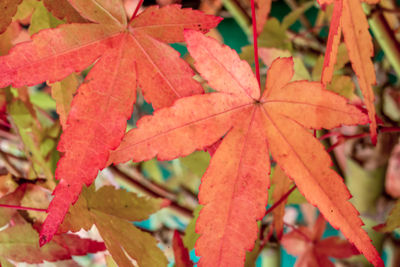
42, 0, 86, 23
60, 185, 167, 267
282, 215, 360, 267
319, 0, 378, 143
254, 0, 272, 35
0, 224, 105, 264
173, 230, 193, 267
271, 165, 293, 239
0, 0, 23, 34
374, 198, 400, 232
0, 185, 105, 265
0, 2, 220, 245
50, 74, 79, 129
109, 30, 382, 266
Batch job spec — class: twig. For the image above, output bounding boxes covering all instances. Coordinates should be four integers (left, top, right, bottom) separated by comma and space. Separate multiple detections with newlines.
284, 0, 312, 30
265, 185, 297, 216
324, 126, 400, 152
0, 203, 47, 212
110, 165, 194, 219
369, 9, 400, 79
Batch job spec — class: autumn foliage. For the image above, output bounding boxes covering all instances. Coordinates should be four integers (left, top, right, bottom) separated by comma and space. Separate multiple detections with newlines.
0, 0, 399, 266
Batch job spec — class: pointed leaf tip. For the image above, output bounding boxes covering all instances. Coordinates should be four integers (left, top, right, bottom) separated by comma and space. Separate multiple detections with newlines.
39, 235, 47, 247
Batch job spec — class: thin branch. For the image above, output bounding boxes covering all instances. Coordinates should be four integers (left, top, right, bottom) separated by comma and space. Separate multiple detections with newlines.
284, 0, 312, 30
369, 10, 400, 79
324, 126, 400, 152
222, 0, 251, 35
265, 185, 297, 216
0, 203, 47, 212
110, 165, 194, 219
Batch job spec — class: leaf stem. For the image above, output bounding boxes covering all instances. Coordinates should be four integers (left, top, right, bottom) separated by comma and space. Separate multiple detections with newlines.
250, 0, 261, 87
324, 126, 400, 152
0, 203, 47, 212
265, 185, 297, 216
129, 0, 144, 23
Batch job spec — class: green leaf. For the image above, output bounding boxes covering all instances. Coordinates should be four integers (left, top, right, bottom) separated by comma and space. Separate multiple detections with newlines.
259, 18, 291, 51
0, 185, 26, 227
312, 44, 349, 81
29, 91, 56, 111
8, 100, 54, 182
326, 75, 355, 99
50, 74, 79, 129
61, 185, 168, 267
375, 199, 400, 232
179, 151, 210, 178
183, 205, 202, 251
0, 224, 75, 263
0, 257, 14, 267
14, 0, 38, 21
29, 1, 63, 35
142, 159, 164, 183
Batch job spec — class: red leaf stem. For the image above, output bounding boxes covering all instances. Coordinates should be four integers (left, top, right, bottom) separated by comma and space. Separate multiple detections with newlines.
265, 185, 296, 216
129, 0, 144, 23
0, 203, 47, 212
250, 0, 261, 87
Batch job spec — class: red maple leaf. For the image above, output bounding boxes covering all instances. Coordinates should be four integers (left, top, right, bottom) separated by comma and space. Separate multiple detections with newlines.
173, 230, 193, 267
108, 30, 383, 266
319, 0, 379, 143
281, 215, 360, 267
0, 2, 220, 245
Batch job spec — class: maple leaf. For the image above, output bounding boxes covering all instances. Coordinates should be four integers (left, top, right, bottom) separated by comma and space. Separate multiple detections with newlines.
42, 0, 86, 23
271, 165, 294, 240
281, 215, 360, 267
50, 74, 79, 129
0, 184, 27, 227
0, 1, 220, 245
0, 0, 23, 34
109, 30, 383, 266
254, 0, 272, 35
374, 198, 400, 232
60, 185, 168, 267
0, 224, 105, 264
0, 185, 105, 265
320, 0, 378, 143
173, 230, 193, 267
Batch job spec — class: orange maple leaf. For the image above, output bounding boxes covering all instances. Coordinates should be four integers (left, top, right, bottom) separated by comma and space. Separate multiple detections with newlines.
0, 2, 220, 245
320, 0, 379, 143
254, 0, 272, 35
282, 215, 360, 267
109, 30, 383, 266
